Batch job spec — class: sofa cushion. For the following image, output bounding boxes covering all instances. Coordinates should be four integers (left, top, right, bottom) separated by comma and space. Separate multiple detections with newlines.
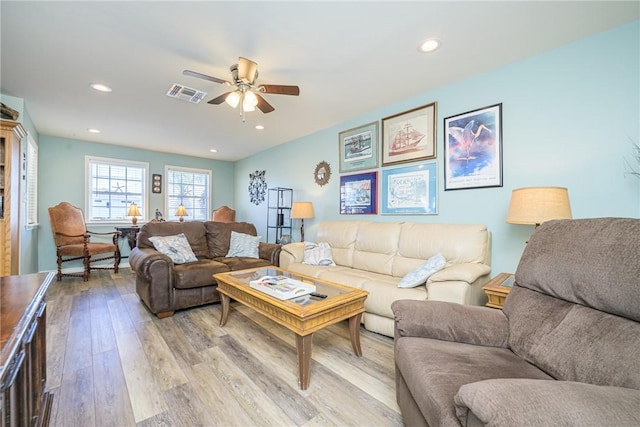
515, 218, 640, 322
173, 259, 230, 289
205, 221, 258, 258
395, 337, 553, 427
316, 221, 360, 267
352, 222, 400, 276
455, 379, 640, 427
226, 231, 260, 258
213, 256, 271, 271
398, 253, 446, 288
303, 242, 335, 266
392, 223, 489, 277
138, 221, 209, 258
505, 285, 640, 389
149, 233, 198, 264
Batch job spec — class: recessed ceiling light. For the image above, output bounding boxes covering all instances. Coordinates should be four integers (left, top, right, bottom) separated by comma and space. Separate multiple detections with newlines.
209, 149, 218, 153
255, 125, 265, 130
418, 39, 440, 53
90, 83, 112, 92
88, 128, 101, 133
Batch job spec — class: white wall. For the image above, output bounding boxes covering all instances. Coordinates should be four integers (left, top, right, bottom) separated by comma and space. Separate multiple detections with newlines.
234, 21, 640, 275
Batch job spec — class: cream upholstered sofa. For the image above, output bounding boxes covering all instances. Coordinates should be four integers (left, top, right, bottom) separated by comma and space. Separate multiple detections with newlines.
279, 221, 491, 337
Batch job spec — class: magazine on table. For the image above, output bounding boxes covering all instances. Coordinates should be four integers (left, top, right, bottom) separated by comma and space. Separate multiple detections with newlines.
249, 275, 316, 300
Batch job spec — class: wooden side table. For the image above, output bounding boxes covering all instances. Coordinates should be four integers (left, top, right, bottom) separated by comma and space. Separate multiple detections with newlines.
116, 226, 140, 250
482, 272, 515, 309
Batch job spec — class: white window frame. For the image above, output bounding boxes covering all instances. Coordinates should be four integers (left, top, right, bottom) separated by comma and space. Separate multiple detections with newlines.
25, 132, 38, 229
85, 156, 148, 224
165, 165, 211, 222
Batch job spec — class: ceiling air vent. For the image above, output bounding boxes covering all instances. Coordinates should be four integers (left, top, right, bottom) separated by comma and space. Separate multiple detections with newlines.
166, 84, 207, 104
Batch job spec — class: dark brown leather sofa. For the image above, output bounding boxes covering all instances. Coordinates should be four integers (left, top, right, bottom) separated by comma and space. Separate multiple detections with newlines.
129, 221, 280, 318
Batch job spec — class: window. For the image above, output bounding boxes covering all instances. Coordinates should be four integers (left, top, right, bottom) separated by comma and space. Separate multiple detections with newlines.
86, 156, 148, 223
25, 133, 38, 227
165, 165, 211, 221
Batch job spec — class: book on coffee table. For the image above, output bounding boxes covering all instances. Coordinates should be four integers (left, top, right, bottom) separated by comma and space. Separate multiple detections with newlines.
249, 276, 316, 300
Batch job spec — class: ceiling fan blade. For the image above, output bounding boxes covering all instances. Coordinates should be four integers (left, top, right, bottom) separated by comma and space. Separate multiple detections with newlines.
183, 69, 230, 85
207, 92, 232, 105
237, 57, 258, 84
255, 93, 275, 113
258, 84, 300, 96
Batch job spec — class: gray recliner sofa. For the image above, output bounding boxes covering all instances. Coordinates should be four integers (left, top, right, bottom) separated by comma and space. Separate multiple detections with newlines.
392, 218, 640, 426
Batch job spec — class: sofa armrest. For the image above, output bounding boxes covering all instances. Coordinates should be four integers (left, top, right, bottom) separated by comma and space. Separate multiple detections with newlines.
391, 300, 508, 347
129, 247, 174, 280
259, 242, 282, 266
455, 379, 640, 426
428, 262, 491, 284
279, 242, 305, 268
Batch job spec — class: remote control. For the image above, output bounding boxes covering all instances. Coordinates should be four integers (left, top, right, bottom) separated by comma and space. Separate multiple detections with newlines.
310, 292, 327, 299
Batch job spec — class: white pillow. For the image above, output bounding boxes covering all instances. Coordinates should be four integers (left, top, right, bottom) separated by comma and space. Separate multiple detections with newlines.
303, 242, 336, 266
226, 231, 260, 258
398, 253, 446, 288
149, 233, 198, 264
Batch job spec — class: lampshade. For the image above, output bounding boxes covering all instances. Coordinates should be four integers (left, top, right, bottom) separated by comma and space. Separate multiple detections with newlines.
506, 187, 572, 226
291, 202, 315, 219
175, 204, 188, 222
225, 91, 240, 108
127, 202, 141, 217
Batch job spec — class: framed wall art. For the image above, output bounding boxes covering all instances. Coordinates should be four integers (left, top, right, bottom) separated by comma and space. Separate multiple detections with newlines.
152, 174, 162, 193
444, 103, 503, 191
381, 162, 437, 215
339, 171, 378, 214
382, 102, 437, 166
338, 121, 379, 173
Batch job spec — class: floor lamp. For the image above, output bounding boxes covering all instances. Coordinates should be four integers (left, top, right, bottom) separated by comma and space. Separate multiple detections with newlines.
291, 202, 314, 242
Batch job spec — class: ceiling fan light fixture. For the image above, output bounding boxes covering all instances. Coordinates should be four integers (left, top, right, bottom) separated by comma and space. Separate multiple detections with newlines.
244, 91, 258, 108
225, 91, 240, 108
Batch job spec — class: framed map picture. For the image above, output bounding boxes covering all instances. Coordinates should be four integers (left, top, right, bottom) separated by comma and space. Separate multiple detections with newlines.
339, 172, 378, 214
381, 162, 437, 215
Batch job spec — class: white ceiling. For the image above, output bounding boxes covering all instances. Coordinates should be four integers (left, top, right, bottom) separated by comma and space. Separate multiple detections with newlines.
1, 1, 638, 162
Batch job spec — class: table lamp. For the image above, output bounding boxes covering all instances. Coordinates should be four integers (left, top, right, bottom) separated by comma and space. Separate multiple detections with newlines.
291, 201, 314, 242
506, 186, 572, 227
127, 202, 141, 226
175, 204, 188, 222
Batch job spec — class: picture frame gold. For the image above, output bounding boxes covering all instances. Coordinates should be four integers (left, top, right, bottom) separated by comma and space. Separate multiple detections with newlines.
381, 102, 437, 166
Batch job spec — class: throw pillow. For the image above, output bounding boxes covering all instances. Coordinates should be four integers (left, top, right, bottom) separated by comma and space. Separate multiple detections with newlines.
149, 233, 198, 264
398, 253, 446, 288
303, 242, 336, 266
226, 231, 260, 258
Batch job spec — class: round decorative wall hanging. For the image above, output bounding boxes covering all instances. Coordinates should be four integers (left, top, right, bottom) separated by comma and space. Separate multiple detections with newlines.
314, 161, 331, 186
248, 170, 267, 205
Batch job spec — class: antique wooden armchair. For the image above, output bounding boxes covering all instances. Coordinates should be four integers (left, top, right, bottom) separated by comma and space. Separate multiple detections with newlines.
48, 202, 121, 281
211, 205, 236, 222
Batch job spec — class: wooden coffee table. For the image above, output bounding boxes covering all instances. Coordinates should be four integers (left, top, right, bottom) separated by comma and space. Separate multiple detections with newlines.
213, 266, 369, 390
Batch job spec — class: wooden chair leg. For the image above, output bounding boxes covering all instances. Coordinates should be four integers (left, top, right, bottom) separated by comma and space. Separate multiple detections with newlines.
83, 256, 90, 281
56, 255, 63, 281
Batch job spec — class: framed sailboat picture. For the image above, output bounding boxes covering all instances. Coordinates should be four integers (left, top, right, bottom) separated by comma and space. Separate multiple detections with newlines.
382, 102, 437, 166
339, 121, 379, 173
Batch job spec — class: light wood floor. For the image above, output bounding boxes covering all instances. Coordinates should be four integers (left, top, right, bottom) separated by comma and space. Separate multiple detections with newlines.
43, 268, 403, 426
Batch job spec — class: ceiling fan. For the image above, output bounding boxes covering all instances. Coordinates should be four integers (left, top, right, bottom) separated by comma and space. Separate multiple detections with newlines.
183, 57, 300, 121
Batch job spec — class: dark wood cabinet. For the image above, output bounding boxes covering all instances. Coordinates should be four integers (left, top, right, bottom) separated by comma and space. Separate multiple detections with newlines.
1, 272, 54, 427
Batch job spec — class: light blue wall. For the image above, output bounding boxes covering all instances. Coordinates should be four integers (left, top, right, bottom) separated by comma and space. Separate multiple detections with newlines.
38, 136, 235, 271
0, 93, 40, 274
234, 21, 640, 275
